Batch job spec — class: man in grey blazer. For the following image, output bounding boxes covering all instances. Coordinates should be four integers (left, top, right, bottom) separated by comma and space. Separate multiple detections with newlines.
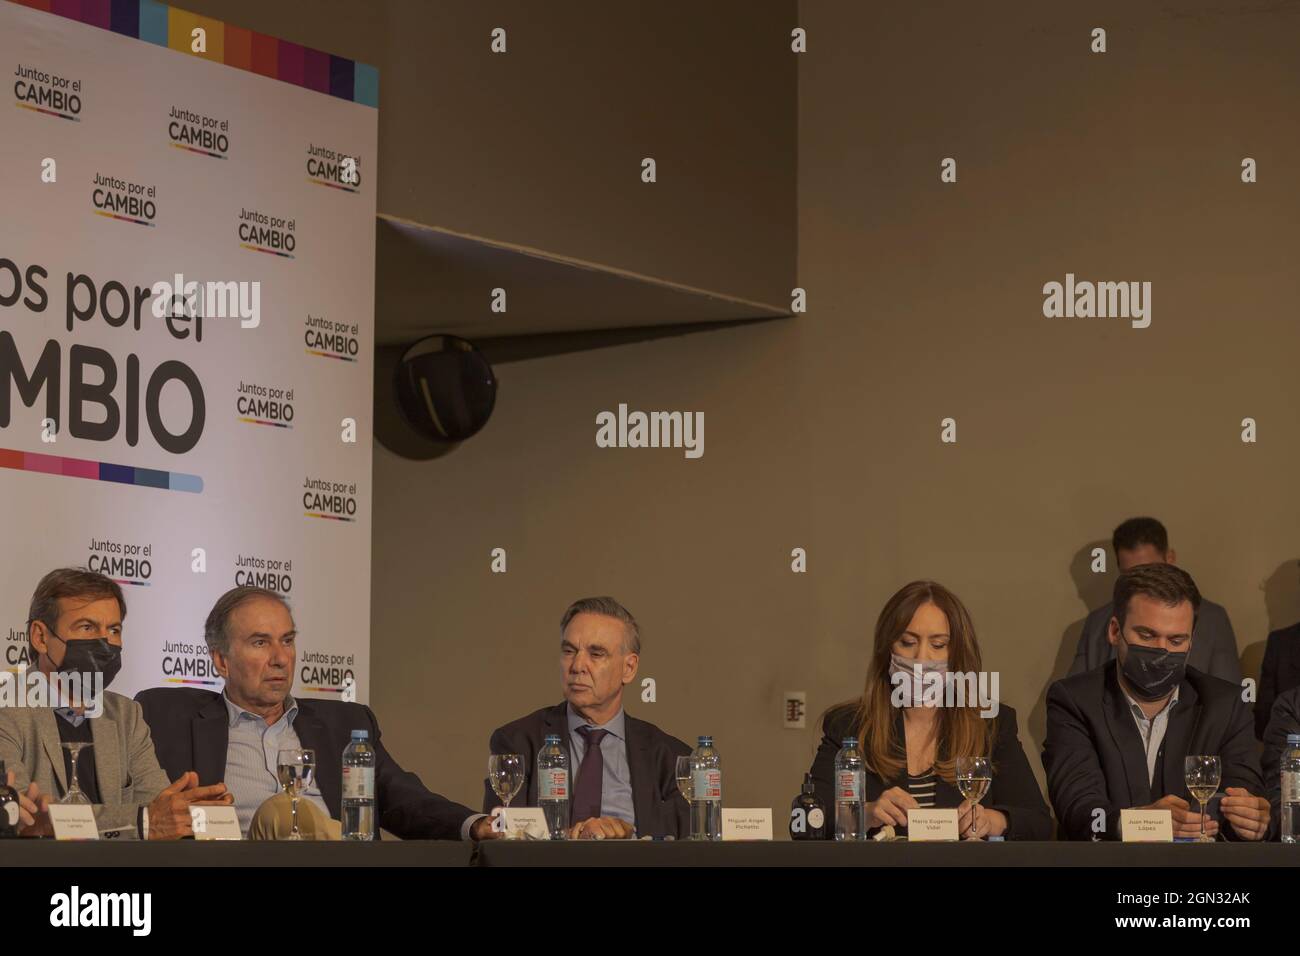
0, 568, 230, 838
1068, 517, 1241, 683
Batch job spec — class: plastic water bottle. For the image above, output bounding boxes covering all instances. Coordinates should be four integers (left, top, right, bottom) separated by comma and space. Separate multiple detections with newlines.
1282, 733, 1300, 844
341, 730, 376, 840
0, 759, 20, 839
537, 734, 570, 840
834, 737, 866, 841
690, 736, 722, 841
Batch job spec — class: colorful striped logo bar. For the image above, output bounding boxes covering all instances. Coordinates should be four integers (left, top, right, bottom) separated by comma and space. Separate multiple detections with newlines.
169, 141, 225, 159
92, 208, 154, 227
307, 178, 358, 193
11, 0, 379, 107
164, 676, 218, 685
240, 242, 294, 259
0, 447, 203, 493
238, 417, 292, 429
305, 349, 357, 362
304, 512, 354, 522
16, 100, 79, 121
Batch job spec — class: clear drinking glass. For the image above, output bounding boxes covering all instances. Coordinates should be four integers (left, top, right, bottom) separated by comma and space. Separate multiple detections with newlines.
276, 748, 315, 841
487, 754, 525, 808
487, 754, 525, 839
674, 755, 694, 803
59, 742, 92, 805
1184, 755, 1221, 843
955, 755, 993, 839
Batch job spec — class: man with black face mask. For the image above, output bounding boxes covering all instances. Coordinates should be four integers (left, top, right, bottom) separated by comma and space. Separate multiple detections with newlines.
1044, 563, 1271, 841
0, 568, 232, 838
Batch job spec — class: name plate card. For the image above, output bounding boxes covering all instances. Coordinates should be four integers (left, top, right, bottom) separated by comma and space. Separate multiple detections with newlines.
1121, 809, 1173, 842
191, 805, 242, 841
906, 808, 959, 841
721, 808, 774, 841
48, 804, 98, 841
495, 807, 550, 840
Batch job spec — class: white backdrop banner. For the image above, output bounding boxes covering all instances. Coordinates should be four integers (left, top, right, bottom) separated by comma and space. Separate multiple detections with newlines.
0, 0, 377, 702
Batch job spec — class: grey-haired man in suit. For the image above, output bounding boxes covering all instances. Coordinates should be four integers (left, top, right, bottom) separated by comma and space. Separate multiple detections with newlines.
0, 567, 231, 838
484, 597, 691, 839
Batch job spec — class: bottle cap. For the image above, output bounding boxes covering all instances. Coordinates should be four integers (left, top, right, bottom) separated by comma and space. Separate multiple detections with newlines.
350, 730, 369, 741
842, 737, 857, 747
698, 735, 713, 746
543, 734, 561, 744
1288, 734, 1300, 746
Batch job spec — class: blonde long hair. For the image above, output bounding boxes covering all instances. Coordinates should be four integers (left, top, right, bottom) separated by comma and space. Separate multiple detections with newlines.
848, 581, 994, 785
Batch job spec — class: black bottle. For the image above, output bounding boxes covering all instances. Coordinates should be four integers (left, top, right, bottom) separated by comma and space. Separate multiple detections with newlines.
789, 772, 826, 840
0, 759, 20, 838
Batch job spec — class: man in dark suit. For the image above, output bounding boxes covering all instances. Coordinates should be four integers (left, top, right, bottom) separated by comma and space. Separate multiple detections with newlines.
484, 596, 689, 839
1257, 622, 1300, 739
1045, 563, 1270, 841
137, 585, 493, 841
1260, 684, 1300, 828
1068, 517, 1240, 682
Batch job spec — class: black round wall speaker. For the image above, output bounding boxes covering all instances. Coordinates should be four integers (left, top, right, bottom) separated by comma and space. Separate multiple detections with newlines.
393, 335, 497, 443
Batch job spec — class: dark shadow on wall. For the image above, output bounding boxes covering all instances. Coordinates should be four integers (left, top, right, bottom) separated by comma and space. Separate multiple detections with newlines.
1247, 558, 1300, 685
373, 318, 788, 460
1028, 540, 1111, 749
476, 317, 784, 365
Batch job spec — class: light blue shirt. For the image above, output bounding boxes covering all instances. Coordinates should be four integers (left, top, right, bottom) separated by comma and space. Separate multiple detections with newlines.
566, 705, 635, 829
53, 707, 86, 727
223, 693, 329, 835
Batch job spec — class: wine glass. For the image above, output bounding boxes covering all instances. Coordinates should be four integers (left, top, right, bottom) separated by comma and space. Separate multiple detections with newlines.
1184, 755, 1221, 843
276, 748, 315, 841
674, 755, 694, 803
488, 754, 524, 807
59, 742, 92, 805
487, 754, 525, 839
955, 755, 992, 839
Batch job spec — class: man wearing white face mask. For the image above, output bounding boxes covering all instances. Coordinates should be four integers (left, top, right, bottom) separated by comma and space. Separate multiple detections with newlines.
1044, 563, 1271, 841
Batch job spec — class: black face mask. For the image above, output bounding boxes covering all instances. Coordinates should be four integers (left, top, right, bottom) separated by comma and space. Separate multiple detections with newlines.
1118, 636, 1187, 701
45, 631, 122, 691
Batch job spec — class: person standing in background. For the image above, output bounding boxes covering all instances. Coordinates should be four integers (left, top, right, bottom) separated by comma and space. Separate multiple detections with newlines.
1068, 517, 1240, 683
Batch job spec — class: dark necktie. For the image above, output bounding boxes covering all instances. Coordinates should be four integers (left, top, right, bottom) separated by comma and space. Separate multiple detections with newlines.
571, 727, 608, 823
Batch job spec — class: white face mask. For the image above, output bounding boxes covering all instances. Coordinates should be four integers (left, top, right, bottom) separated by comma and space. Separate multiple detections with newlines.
888, 652, 948, 679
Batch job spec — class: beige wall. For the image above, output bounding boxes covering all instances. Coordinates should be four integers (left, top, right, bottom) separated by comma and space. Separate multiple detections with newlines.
369, 0, 1300, 823
182, 0, 796, 306
197, 1, 1300, 821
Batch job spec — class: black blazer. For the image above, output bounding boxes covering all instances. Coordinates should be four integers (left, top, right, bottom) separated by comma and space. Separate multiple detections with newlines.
1257, 622, 1300, 739
136, 687, 477, 840
1043, 661, 1264, 841
483, 701, 690, 838
807, 703, 1052, 840
1261, 684, 1300, 822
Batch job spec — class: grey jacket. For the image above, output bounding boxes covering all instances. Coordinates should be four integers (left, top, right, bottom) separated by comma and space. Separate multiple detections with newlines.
0, 690, 172, 833
1068, 597, 1241, 684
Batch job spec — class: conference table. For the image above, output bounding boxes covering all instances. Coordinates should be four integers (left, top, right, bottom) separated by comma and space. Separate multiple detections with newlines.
7, 840, 1297, 867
